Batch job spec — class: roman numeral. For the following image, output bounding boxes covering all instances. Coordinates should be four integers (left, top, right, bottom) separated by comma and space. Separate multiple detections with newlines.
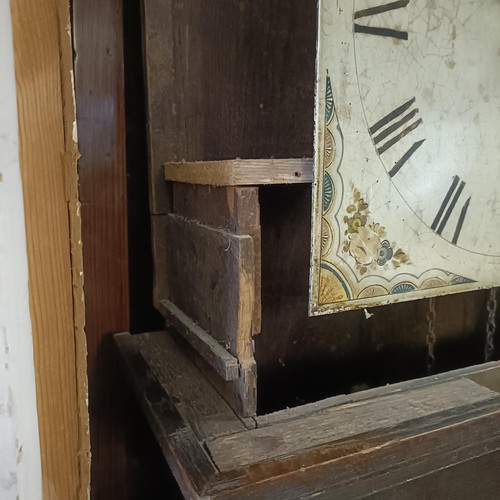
369, 97, 425, 177
431, 176, 471, 245
354, 0, 410, 40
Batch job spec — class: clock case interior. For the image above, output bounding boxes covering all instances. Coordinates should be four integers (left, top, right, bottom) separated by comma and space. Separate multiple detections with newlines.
133, 0, 498, 415
117, 0, 500, 496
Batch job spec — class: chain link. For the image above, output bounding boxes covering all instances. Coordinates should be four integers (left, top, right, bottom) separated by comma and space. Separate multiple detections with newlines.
485, 288, 498, 362
426, 297, 436, 375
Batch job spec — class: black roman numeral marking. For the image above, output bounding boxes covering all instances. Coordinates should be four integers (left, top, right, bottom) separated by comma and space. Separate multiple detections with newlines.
431, 176, 471, 245
354, 0, 410, 40
369, 97, 425, 177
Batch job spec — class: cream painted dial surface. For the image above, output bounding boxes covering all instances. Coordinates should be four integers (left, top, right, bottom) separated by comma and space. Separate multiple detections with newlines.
310, 0, 500, 315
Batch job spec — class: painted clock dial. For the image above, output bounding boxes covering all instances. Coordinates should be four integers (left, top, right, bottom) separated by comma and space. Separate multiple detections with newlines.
310, 0, 500, 315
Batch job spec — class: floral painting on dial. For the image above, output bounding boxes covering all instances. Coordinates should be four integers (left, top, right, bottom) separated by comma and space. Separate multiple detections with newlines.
342, 188, 410, 276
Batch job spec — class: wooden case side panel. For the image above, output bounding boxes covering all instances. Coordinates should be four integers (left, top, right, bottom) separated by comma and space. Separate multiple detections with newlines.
141, 0, 179, 214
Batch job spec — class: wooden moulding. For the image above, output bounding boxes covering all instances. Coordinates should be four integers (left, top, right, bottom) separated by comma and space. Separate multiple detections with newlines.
116, 330, 500, 499
12, 0, 90, 497
159, 299, 239, 381
165, 158, 313, 186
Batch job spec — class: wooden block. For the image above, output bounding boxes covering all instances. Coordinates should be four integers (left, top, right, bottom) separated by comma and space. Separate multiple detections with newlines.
172, 184, 261, 334
165, 214, 255, 359
165, 158, 313, 186
159, 299, 239, 381
164, 214, 258, 416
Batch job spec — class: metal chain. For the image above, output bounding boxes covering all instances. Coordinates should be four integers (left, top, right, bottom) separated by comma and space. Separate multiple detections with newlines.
485, 288, 498, 362
426, 297, 436, 375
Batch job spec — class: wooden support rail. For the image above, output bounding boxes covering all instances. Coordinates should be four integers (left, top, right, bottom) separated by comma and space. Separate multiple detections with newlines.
165, 158, 313, 186
159, 300, 240, 381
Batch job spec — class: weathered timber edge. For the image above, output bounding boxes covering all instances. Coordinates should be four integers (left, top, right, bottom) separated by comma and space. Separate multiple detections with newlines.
164, 158, 313, 186
159, 299, 240, 381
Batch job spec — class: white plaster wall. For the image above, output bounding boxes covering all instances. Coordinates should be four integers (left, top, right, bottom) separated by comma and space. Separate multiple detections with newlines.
0, 0, 43, 499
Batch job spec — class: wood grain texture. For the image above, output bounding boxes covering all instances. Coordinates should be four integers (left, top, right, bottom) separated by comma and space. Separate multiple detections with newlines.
116, 334, 500, 499
151, 214, 170, 309
207, 378, 498, 471
165, 159, 313, 186
114, 331, 246, 440
159, 300, 240, 381
211, 402, 500, 499
165, 215, 254, 359
256, 362, 500, 428
142, 0, 317, 213
114, 332, 218, 499
164, 214, 258, 415
171, 185, 261, 334
366, 449, 500, 499
186, 343, 258, 419
73, 0, 130, 497
11, 0, 90, 498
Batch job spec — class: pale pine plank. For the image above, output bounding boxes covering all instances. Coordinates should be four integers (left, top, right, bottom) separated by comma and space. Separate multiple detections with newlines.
11, 0, 89, 498
165, 158, 313, 186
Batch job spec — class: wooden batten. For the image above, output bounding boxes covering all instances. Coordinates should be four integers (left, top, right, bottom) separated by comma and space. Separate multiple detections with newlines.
165, 158, 313, 186
159, 299, 240, 381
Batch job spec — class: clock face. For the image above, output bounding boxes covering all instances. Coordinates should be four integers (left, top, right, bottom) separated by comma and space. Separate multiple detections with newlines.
310, 0, 500, 315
